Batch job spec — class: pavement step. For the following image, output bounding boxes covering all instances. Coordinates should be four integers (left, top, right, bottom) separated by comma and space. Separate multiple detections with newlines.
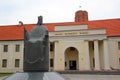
57, 70, 120, 75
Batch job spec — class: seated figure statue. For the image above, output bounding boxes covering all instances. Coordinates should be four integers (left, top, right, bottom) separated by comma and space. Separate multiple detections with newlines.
24, 16, 49, 72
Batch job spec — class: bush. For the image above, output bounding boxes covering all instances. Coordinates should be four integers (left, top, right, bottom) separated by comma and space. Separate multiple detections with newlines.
0, 73, 12, 77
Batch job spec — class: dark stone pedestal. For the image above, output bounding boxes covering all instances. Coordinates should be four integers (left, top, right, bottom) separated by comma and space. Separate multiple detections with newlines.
4, 72, 68, 80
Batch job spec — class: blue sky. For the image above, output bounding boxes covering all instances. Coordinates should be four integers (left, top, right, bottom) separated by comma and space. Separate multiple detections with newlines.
0, 0, 120, 25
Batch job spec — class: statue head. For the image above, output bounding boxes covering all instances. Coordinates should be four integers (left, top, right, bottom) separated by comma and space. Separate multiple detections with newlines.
37, 16, 43, 25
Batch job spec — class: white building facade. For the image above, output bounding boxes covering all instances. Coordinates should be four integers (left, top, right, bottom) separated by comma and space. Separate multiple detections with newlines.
0, 24, 120, 72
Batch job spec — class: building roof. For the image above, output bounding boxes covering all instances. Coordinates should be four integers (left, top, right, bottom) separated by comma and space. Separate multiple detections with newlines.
0, 18, 120, 41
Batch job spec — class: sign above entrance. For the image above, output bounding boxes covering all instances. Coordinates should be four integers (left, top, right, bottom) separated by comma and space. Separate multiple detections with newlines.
54, 31, 88, 36
49, 29, 106, 37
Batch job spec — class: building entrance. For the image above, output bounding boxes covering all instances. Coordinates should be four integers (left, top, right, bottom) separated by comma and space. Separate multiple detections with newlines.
69, 60, 76, 70
65, 47, 78, 70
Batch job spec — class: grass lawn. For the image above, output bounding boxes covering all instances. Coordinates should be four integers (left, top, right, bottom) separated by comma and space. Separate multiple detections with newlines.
0, 73, 12, 77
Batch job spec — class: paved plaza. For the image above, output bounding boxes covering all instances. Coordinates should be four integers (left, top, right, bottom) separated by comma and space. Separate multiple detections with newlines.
0, 76, 7, 80
62, 74, 120, 80
1, 74, 120, 80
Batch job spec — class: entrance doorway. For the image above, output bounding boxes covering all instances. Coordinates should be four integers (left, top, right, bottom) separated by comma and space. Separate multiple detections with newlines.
65, 47, 78, 70
69, 60, 76, 70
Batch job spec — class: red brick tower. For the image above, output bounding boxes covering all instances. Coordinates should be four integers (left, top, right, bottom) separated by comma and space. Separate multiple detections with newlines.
75, 10, 88, 22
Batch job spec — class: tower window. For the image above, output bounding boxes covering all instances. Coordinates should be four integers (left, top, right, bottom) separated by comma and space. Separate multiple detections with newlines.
82, 13, 85, 16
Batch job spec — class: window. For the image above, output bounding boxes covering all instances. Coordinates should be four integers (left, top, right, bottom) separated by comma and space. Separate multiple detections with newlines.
65, 62, 67, 67
3, 45, 8, 52
82, 13, 85, 16
118, 42, 120, 50
50, 44, 54, 51
50, 59, 54, 67
15, 59, 20, 67
2, 59, 7, 68
15, 45, 20, 52
82, 13, 85, 21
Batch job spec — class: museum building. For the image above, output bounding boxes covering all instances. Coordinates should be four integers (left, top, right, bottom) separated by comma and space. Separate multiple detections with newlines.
0, 10, 120, 72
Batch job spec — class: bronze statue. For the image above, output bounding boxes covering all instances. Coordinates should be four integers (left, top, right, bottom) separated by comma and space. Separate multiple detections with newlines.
4, 16, 67, 80
24, 16, 49, 72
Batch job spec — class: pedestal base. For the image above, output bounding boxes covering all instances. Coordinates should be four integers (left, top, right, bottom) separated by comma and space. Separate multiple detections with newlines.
4, 72, 68, 80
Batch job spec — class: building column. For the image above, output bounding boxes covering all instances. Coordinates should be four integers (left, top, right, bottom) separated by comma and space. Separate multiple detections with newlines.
84, 40, 91, 70
54, 41, 58, 71
103, 39, 110, 70
94, 40, 100, 70
54, 41, 65, 71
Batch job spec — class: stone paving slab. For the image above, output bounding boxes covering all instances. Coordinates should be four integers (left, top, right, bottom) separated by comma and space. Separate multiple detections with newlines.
62, 74, 120, 80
